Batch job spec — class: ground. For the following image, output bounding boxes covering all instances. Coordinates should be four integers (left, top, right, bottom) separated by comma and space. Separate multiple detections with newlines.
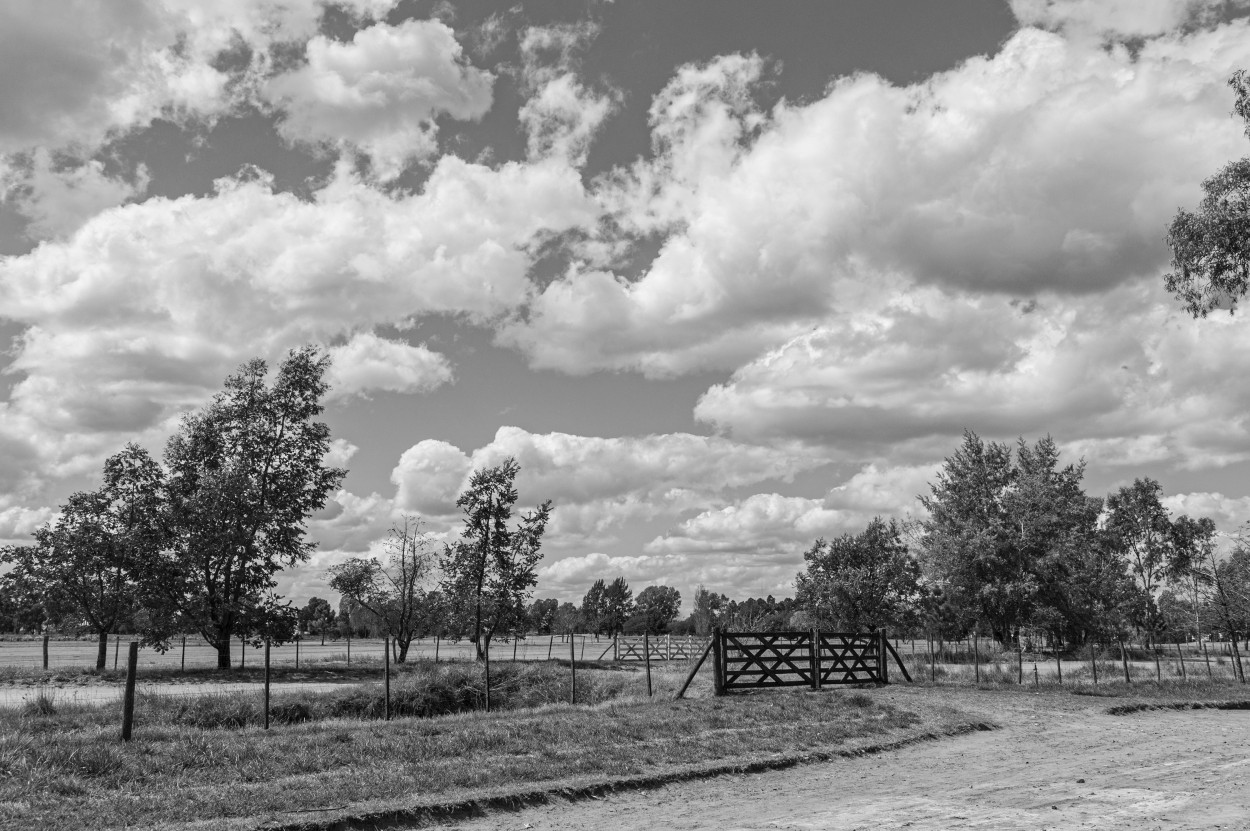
431, 688, 1250, 831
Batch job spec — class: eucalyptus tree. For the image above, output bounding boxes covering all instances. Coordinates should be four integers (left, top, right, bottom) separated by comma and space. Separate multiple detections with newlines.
440, 457, 552, 660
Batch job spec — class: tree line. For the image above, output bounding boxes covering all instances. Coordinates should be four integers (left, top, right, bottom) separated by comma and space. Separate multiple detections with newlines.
792, 432, 1250, 657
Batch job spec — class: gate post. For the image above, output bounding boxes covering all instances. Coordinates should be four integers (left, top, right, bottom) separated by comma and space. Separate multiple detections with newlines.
878, 629, 890, 685
811, 628, 821, 690
712, 627, 725, 696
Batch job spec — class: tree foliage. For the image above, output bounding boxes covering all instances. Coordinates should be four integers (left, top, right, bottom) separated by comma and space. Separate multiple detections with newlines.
327, 516, 435, 662
145, 347, 345, 667
1164, 70, 1250, 316
439, 457, 552, 659
796, 517, 921, 631
633, 585, 681, 634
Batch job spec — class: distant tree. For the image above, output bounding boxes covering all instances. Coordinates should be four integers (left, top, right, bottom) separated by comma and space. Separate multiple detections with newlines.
599, 577, 634, 637
1194, 533, 1250, 680
440, 457, 552, 660
298, 597, 336, 639
143, 348, 346, 668
0, 570, 45, 633
552, 601, 582, 636
1, 445, 165, 669
527, 597, 558, 634
581, 579, 606, 634
796, 517, 921, 632
634, 585, 681, 634
690, 585, 728, 635
328, 517, 436, 663
1164, 70, 1250, 317
1104, 479, 1207, 642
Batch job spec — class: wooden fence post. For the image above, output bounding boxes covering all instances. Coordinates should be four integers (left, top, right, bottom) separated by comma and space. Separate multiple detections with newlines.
115, 634, 120, 671
484, 637, 491, 713
878, 629, 889, 685
1175, 642, 1186, 681
434, 634, 439, 663
42, 634, 49, 671
1120, 639, 1131, 684
547, 634, 554, 661
263, 640, 271, 730
240, 636, 245, 670
180, 636, 186, 673
512, 636, 518, 662
1018, 644, 1023, 685
644, 632, 653, 697
121, 641, 139, 742
674, 639, 713, 700
712, 628, 725, 696
811, 628, 821, 691
973, 634, 980, 685
569, 635, 576, 704
1202, 639, 1212, 678
346, 631, 350, 665
1090, 642, 1098, 685
928, 635, 935, 683
384, 636, 391, 720
295, 635, 300, 670
1231, 637, 1246, 683
1153, 644, 1162, 683
1056, 644, 1062, 685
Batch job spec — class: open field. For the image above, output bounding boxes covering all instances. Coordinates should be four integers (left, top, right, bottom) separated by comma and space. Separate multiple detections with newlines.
2, 654, 1249, 831
0, 635, 613, 671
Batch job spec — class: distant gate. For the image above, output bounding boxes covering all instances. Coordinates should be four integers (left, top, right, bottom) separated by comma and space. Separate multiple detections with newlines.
615, 634, 711, 662
719, 629, 890, 691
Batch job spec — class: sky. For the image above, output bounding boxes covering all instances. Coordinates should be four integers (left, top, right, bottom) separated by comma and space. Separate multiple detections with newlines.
2, 0, 1250, 614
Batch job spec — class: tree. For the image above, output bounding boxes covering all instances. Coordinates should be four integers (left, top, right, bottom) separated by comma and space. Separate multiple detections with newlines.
1104, 478, 1204, 642
690, 585, 728, 635
581, 579, 607, 634
1194, 531, 1250, 681
552, 602, 581, 636
1, 444, 165, 669
600, 577, 634, 637
298, 597, 336, 638
796, 517, 921, 632
1164, 71, 1250, 316
440, 457, 552, 660
145, 347, 346, 668
328, 517, 435, 663
527, 597, 558, 634
634, 585, 681, 634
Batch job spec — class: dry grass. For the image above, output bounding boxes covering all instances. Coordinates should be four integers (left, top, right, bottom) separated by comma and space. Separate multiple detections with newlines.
0, 665, 967, 831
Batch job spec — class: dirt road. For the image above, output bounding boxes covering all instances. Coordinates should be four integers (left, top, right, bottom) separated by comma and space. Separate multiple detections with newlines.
437, 690, 1250, 831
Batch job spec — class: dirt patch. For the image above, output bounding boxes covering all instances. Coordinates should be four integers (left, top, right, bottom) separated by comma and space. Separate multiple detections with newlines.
420, 687, 1250, 831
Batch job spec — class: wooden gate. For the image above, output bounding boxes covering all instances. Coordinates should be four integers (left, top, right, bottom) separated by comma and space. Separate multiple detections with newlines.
718, 630, 887, 691
615, 634, 711, 661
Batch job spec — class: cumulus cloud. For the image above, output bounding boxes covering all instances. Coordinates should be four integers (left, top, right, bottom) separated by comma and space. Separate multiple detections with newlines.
4, 150, 149, 240
501, 22, 1249, 376
516, 23, 619, 166
326, 332, 453, 399
0, 0, 401, 157
1010, 0, 1249, 39
264, 19, 494, 179
0, 157, 593, 489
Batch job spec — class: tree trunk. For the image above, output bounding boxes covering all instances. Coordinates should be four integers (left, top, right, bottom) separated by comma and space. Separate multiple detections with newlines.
96, 630, 109, 671
397, 639, 410, 663
214, 634, 233, 669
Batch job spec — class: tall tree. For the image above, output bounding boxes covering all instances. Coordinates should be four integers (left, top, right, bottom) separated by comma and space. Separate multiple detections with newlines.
527, 597, 558, 634
600, 577, 634, 637
145, 347, 345, 668
634, 585, 682, 634
1164, 70, 1250, 316
328, 516, 435, 663
1104, 478, 1203, 642
1, 444, 165, 669
796, 517, 921, 632
690, 585, 728, 635
440, 457, 552, 660
581, 579, 607, 634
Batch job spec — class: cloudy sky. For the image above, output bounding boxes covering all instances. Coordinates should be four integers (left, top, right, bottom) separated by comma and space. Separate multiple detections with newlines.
2, 0, 1250, 612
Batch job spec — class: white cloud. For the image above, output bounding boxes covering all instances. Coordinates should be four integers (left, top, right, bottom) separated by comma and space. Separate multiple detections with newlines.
0, 157, 593, 491
326, 332, 453, 400
1010, 0, 1248, 39
391, 439, 473, 517
265, 19, 494, 179
501, 22, 1250, 376
5, 150, 149, 240
0, 0, 402, 158
1162, 492, 1250, 531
